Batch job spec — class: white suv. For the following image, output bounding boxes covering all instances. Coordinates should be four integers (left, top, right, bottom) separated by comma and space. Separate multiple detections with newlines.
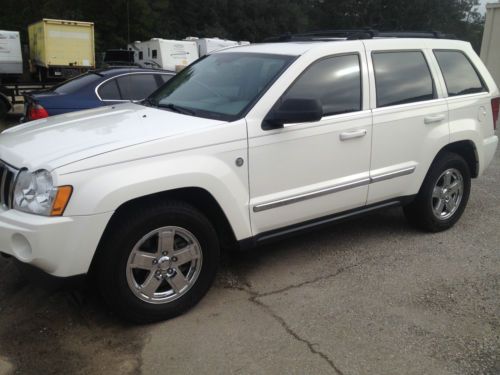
0, 34, 498, 322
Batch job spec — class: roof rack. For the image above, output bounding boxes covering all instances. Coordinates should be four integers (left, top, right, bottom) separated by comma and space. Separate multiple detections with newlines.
263, 29, 457, 42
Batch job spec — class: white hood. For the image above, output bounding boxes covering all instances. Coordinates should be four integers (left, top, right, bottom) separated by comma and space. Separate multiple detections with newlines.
0, 103, 224, 171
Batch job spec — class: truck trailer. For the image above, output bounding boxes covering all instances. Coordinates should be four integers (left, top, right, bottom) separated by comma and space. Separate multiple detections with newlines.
481, 3, 500, 86
28, 19, 95, 81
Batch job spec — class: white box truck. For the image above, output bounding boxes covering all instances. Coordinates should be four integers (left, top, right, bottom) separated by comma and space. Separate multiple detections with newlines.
0, 30, 23, 119
481, 3, 500, 86
0, 30, 23, 80
128, 39, 198, 72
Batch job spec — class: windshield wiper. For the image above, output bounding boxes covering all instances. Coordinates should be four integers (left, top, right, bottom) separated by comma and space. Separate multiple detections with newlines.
158, 103, 196, 116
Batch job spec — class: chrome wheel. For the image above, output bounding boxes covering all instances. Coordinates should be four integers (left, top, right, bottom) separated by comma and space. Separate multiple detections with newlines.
431, 168, 464, 220
126, 226, 203, 304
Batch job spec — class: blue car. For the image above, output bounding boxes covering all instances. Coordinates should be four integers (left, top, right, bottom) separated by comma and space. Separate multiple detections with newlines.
23, 67, 174, 121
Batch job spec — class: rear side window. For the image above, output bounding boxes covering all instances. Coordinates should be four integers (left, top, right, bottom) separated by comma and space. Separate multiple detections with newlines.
52, 73, 101, 94
373, 51, 435, 107
158, 74, 173, 84
98, 79, 121, 100
434, 50, 487, 96
117, 74, 158, 100
282, 54, 362, 116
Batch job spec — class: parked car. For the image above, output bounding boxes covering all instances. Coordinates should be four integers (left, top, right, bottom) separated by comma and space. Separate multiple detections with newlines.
23, 67, 174, 121
0, 32, 498, 323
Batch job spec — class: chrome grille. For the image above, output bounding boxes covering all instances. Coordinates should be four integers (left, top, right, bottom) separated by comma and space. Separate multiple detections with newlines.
0, 160, 18, 209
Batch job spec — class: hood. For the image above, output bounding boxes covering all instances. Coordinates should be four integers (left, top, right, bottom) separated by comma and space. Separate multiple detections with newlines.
0, 103, 224, 171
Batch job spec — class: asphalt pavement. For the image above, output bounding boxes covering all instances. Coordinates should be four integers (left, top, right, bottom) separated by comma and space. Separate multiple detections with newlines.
0, 113, 498, 375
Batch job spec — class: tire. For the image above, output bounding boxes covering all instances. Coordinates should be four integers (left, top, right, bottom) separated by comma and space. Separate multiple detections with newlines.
404, 152, 471, 232
96, 200, 220, 323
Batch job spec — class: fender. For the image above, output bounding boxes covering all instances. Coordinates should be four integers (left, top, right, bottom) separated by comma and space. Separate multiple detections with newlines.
56, 143, 252, 241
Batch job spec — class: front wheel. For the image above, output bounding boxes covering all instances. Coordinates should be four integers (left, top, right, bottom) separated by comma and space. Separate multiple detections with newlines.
404, 152, 471, 232
97, 201, 220, 323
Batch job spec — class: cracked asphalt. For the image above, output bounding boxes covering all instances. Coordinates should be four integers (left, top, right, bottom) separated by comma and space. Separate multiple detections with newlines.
0, 112, 499, 375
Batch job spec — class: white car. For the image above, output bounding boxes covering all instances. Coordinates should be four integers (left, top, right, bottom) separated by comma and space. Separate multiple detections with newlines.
0, 32, 498, 322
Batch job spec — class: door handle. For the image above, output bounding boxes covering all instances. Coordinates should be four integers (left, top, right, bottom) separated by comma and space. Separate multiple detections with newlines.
339, 129, 367, 141
424, 114, 446, 124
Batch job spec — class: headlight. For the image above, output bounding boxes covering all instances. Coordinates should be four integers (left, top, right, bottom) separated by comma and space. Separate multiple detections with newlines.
13, 169, 72, 216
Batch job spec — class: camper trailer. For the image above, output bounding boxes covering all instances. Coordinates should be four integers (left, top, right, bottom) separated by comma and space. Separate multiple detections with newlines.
128, 39, 198, 71
185, 37, 249, 56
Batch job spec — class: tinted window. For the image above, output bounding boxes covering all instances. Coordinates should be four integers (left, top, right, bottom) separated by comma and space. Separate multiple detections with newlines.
434, 50, 486, 96
373, 51, 435, 107
52, 73, 101, 94
139, 51, 143, 60
98, 79, 121, 100
282, 55, 361, 116
152, 49, 158, 59
148, 53, 293, 120
117, 74, 158, 100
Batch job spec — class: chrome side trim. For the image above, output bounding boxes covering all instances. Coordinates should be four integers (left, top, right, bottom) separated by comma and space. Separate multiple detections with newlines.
252, 166, 416, 213
253, 177, 371, 213
370, 166, 416, 183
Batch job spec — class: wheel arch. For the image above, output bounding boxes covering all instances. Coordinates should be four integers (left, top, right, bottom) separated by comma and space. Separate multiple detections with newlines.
88, 187, 239, 276
435, 140, 479, 178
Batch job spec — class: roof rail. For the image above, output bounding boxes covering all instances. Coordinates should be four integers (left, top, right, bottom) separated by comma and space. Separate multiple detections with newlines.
263, 29, 456, 42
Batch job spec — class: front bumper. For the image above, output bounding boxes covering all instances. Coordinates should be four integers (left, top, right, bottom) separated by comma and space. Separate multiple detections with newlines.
0, 208, 113, 277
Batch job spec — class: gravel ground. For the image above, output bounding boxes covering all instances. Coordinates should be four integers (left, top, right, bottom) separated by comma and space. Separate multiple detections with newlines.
0, 114, 498, 374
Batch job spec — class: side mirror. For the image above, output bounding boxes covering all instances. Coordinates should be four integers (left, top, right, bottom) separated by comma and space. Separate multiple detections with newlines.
263, 98, 323, 129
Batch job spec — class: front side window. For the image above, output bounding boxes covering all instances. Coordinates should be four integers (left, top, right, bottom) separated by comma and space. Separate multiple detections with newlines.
147, 52, 294, 121
373, 51, 435, 108
434, 50, 486, 96
281, 54, 362, 117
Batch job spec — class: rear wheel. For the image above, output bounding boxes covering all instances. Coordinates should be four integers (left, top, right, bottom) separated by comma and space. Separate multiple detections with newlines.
404, 152, 471, 232
97, 201, 220, 323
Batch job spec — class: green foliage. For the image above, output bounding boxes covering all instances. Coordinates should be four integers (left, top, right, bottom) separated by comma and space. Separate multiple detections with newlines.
0, 0, 485, 52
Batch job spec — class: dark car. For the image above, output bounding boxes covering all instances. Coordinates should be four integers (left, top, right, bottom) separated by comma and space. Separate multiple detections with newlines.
23, 67, 174, 121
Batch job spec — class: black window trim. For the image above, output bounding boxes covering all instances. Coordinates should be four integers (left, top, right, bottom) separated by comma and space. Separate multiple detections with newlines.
372, 49, 438, 109
96, 72, 174, 102
262, 52, 364, 131
432, 49, 489, 97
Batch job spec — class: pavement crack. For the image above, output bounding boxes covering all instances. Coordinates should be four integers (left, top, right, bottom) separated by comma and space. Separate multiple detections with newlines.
256, 262, 361, 299
249, 295, 345, 375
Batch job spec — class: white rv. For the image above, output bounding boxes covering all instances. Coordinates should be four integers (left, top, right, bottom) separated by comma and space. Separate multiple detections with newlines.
185, 37, 250, 56
128, 39, 198, 72
0, 30, 23, 78
481, 3, 500, 86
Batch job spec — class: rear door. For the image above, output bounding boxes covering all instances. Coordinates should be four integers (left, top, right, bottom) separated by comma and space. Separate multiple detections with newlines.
365, 42, 450, 204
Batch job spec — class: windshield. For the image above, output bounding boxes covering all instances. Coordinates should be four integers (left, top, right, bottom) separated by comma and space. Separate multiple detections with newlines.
51, 72, 102, 94
146, 52, 295, 121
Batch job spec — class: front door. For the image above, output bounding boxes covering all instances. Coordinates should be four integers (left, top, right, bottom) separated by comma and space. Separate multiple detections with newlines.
247, 47, 372, 235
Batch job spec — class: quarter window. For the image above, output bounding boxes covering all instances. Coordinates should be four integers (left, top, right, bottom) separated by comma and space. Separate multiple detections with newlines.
282, 54, 362, 117
152, 49, 158, 59
434, 50, 486, 96
372, 51, 435, 108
